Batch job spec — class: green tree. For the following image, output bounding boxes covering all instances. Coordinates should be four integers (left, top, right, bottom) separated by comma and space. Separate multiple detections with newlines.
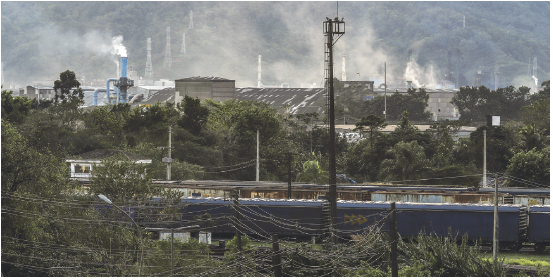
506, 147, 549, 187
354, 114, 387, 147
88, 157, 159, 202
360, 88, 430, 121
296, 154, 327, 184
345, 132, 392, 182
452, 85, 531, 122
468, 125, 519, 173
380, 140, 430, 182
520, 98, 550, 136
205, 99, 283, 180
517, 124, 546, 152
176, 95, 210, 136
1, 89, 33, 124
53, 70, 84, 105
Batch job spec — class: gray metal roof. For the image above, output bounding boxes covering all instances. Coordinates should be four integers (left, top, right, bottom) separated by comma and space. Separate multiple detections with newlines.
176, 76, 234, 82
135, 88, 176, 106
235, 87, 326, 115
66, 149, 151, 162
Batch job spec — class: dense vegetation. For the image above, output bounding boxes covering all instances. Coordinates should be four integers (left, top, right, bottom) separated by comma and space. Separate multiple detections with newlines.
2, 70, 550, 185
1, 2, 549, 89
2, 68, 549, 276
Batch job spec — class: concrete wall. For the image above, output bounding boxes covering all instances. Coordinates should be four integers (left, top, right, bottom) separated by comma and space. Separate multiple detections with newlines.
428, 91, 458, 120
212, 81, 235, 101
175, 79, 235, 102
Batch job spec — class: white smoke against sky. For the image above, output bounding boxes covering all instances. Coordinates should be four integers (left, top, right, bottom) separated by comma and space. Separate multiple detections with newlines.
111, 35, 127, 58
404, 60, 439, 88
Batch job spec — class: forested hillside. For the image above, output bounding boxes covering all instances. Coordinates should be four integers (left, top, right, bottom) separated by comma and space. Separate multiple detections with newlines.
1, 2, 549, 89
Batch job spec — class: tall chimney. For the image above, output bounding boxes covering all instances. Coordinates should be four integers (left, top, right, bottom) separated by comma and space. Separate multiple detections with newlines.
342, 54, 347, 81
258, 55, 262, 88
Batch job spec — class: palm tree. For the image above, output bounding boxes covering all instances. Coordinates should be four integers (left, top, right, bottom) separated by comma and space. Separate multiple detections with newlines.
296, 155, 327, 184
380, 141, 430, 182
518, 124, 545, 152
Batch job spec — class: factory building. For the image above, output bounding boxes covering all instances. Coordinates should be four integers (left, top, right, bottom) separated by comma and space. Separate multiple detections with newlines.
371, 87, 459, 120
174, 76, 235, 103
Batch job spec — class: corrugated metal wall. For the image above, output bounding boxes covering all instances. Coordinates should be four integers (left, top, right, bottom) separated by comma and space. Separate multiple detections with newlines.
162, 183, 549, 205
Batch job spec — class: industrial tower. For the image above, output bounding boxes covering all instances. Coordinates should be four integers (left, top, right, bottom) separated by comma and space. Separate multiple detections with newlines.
145, 38, 153, 79
189, 10, 193, 29
181, 32, 186, 54
164, 27, 172, 69
323, 16, 345, 244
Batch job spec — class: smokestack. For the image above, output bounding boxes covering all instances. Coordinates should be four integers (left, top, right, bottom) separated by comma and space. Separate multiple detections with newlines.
120, 57, 128, 78
342, 54, 346, 81
258, 55, 262, 88
407, 81, 413, 88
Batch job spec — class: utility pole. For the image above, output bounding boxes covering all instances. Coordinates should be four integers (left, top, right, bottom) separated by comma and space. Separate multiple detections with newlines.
167, 126, 172, 180
390, 202, 398, 277
483, 129, 487, 188
256, 130, 260, 182
287, 152, 292, 199
272, 234, 282, 277
233, 192, 242, 276
324, 16, 345, 244
493, 173, 499, 262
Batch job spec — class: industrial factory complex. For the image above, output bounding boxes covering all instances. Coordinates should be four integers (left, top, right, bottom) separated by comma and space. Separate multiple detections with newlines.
15, 77, 460, 121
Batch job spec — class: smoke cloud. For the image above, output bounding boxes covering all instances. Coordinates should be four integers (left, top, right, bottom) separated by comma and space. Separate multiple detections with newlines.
111, 36, 127, 58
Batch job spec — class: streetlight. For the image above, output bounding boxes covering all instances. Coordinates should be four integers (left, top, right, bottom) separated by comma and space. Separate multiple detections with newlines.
98, 194, 145, 277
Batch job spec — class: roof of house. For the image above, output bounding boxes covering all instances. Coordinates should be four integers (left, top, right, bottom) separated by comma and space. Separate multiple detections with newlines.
235, 87, 327, 115
66, 149, 152, 163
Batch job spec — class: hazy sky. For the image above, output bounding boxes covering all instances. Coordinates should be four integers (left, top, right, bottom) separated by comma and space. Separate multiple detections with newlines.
1, 1, 549, 90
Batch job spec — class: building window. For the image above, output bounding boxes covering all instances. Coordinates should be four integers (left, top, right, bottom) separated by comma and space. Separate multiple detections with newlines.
74, 164, 91, 174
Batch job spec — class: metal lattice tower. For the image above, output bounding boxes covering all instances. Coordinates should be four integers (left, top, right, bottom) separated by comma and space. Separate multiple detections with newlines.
323, 17, 345, 244
181, 32, 186, 54
164, 27, 172, 69
145, 38, 153, 79
189, 10, 193, 29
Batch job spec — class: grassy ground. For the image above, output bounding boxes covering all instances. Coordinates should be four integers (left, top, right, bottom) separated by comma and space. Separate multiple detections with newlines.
481, 251, 550, 276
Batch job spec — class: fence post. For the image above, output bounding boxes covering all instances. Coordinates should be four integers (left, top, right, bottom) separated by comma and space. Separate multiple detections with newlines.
493, 173, 499, 262
272, 234, 282, 277
233, 192, 242, 276
390, 202, 398, 277
171, 228, 174, 276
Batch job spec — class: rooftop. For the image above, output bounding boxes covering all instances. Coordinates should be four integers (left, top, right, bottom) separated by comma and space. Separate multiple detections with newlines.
235, 87, 326, 115
176, 76, 234, 82
66, 149, 152, 162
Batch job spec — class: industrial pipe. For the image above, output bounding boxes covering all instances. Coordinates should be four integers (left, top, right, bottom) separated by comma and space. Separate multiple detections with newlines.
92, 88, 106, 106
106, 78, 118, 104
117, 56, 130, 103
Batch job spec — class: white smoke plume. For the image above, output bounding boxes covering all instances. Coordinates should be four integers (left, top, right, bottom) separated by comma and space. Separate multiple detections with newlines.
111, 36, 127, 58
404, 61, 438, 88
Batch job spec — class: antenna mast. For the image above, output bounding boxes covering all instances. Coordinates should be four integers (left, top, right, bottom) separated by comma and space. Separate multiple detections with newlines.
145, 38, 153, 79
181, 32, 186, 54
164, 27, 172, 69
323, 15, 345, 245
